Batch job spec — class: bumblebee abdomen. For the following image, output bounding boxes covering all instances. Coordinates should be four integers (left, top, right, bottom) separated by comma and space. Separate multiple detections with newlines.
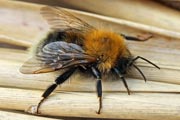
35, 32, 66, 54
35, 31, 84, 54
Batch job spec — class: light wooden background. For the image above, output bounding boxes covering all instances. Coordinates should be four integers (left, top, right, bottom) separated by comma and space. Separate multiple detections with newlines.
0, 0, 180, 120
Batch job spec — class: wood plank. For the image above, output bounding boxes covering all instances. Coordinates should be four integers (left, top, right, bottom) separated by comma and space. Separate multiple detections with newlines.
0, 0, 46, 47
0, 87, 179, 120
0, 48, 180, 92
52, 0, 180, 32
0, 110, 60, 120
0, 0, 180, 49
0, 1, 180, 120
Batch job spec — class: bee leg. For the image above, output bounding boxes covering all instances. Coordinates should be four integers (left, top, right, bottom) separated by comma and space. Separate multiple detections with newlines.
131, 56, 160, 69
96, 79, 102, 114
132, 64, 147, 82
128, 56, 159, 82
37, 84, 57, 114
121, 76, 130, 95
36, 68, 76, 114
91, 67, 102, 114
121, 34, 152, 41
113, 68, 130, 95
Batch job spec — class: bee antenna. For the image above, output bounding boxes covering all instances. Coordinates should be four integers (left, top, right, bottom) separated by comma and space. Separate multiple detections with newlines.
132, 64, 147, 82
132, 56, 160, 69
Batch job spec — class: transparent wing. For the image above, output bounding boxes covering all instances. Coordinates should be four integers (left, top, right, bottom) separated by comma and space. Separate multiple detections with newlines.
40, 6, 95, 33
20, 41, 96, 74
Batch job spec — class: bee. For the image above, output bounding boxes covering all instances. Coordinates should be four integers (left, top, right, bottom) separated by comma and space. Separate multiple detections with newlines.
20, 6, 160, 114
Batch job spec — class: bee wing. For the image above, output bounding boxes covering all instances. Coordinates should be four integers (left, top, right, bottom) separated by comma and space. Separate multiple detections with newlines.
20, 57, 55, 74
40, 6, 95, 33
20, 41, 96, 74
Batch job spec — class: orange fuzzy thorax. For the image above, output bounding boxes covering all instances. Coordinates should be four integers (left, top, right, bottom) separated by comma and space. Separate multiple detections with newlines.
84, 30, 128, 72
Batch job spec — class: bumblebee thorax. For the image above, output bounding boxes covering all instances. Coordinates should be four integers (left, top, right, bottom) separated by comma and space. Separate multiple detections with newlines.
84, 30, 128, 72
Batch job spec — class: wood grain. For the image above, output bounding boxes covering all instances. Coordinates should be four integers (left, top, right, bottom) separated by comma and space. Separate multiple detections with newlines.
0, 110, 60, 120
0, 0, 180, 120
0, 0, 46, 47
70, 9, 180, 39
56, 0, 180, 32
0, 87, 179, 120
0, 48, 180, 92
1, 0, 180, 49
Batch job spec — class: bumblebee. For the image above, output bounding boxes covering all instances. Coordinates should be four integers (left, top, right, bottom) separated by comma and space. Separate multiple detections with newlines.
20, 6, 160, 114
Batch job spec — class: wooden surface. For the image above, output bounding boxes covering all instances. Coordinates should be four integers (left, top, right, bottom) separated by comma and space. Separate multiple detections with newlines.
0, 0, 180, 120
0, 110, 60, 120
20, 0, 180, 33
49, 0, 180, 32
0, 87, 180, 120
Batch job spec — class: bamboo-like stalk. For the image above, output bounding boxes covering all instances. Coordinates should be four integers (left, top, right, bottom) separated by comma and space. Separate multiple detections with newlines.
0, 87, 179, 120
0, 1, 180, 120
58, 0, 180, 32
0, 48, 180, 92
0, 35, 31, 48
1, 60, 180, 93
0, 0, 180, 49
69, 9, 180, 40
0, 0, 47, 47
0, 110, 60, 120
